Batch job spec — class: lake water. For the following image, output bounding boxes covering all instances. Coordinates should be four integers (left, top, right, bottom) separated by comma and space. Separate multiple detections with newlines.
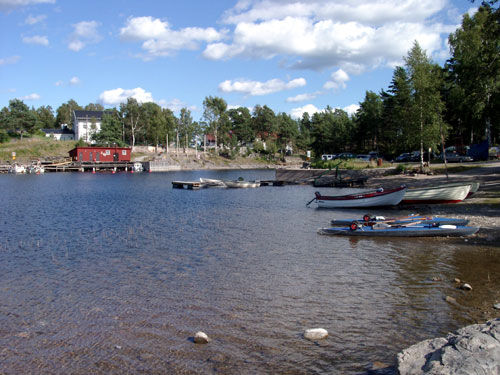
1, 171, 499, 374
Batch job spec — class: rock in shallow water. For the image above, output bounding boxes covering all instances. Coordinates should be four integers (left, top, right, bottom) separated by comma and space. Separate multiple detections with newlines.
194, 331, 210, 344
304, 328, 328, 341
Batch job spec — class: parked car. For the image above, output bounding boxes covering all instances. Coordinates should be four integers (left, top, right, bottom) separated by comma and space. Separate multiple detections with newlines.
439, 152, 473, 162
395, 153, 411, 162
321, 154, 337, 161
337, 152, 356, 159
356, 154, 371, 161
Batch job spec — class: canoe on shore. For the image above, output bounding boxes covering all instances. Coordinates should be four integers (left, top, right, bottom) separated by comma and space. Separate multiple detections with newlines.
318, 224, 479, 237
330, 215, 470, 227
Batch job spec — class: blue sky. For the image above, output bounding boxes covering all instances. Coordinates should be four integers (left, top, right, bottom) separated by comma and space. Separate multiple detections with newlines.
0, 0, 474, 120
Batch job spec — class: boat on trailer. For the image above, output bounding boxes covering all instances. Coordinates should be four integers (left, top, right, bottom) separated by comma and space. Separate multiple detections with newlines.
318, 223, 479, 237
400, 183, 471, 205
330, 215, 470, 227
312, 185, 407, 208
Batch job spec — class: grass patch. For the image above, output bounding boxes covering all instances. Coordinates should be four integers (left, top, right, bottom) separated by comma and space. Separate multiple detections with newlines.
0, 136, 75, 163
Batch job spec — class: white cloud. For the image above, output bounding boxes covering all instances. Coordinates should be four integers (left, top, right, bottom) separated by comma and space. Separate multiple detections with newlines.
69, 76, 80, 85
157, 98, 197, 112
0, 0, 54, 12
22, 35, 48, 46
324, 69, 349, 91
290, 104, 322, 119
119, 16, 227, 59
24, 14, 46, 24
99, 87, 154, 106
54, 76, 81, 86
20, 93, 40, 101
290, 103, 359, 118
286, 92, 320, 103
0, 55, 20, 66
219, 77, 306, 96
343, 104, 359, 116
205, 0, 456, 71
68, 21, 101, 51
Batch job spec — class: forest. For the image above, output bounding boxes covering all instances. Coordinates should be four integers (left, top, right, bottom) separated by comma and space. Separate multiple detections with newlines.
0, 4, 498, 162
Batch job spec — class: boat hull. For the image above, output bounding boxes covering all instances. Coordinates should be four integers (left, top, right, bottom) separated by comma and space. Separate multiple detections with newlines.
223, 180, 260, 188
400, 184, 471, 204
318, 225, 479, 237
330, 216, 470, 226
315, 186, 406, 208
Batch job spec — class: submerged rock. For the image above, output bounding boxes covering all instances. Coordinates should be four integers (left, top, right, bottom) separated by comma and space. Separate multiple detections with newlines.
304, 328, 328, 341
397, 318, 500, 375
194, 331, 211, 344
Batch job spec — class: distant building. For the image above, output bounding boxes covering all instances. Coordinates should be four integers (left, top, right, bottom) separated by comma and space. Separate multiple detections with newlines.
73, 110, 104, 144
42, 125, 74, 141
69, 146, 131, 162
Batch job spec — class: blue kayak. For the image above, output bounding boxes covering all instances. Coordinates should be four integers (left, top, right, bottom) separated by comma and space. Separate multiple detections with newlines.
330, 215, 470, 227
318, 224, 479, 237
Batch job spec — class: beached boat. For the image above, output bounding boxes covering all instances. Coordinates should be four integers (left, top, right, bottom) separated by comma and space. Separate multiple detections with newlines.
223, 179, 260, 188
318, 224, 479, 237
401, 184, 471, 204
441, 181, 480, 197
330, 215, 470, 227
8, 164, 26, 174
200, 178, 227, 187
312, 185, 407, 208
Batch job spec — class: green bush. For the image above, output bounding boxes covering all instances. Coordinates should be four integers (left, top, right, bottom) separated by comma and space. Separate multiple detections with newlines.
0, 130, 9, 143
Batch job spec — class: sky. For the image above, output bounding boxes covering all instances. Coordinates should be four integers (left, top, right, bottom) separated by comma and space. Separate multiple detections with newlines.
0, 0, 475, 120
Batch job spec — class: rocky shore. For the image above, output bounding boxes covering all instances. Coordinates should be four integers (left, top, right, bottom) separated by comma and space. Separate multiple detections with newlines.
396, 318, 500, 375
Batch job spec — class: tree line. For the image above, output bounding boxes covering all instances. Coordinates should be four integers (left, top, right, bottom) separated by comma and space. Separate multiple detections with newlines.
1, 4, 498, 164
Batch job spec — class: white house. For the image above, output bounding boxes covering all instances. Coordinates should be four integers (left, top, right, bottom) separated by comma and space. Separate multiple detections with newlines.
42, 125, 75, 140
73, 110, 103, 143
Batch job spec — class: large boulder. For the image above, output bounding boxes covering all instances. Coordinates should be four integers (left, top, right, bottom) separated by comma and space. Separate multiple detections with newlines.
397, 318, 500, 375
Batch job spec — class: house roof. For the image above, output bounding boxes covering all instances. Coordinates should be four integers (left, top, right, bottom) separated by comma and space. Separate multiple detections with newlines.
42, 128, 74, 134
73, 110, 104, 120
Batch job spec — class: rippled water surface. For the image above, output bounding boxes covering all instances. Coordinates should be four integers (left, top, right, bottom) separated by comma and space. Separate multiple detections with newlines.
1, 171, 499, 374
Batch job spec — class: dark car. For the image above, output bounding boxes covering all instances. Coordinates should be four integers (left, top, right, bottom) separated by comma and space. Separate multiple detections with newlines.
395, 153, 411, 162
337, 152, 356, 159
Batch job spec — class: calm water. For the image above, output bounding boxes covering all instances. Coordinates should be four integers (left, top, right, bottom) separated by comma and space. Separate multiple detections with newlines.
1, 171, 499, 375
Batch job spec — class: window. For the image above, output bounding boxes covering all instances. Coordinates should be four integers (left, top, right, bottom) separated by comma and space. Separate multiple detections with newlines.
89, 152, 93, 161
105, 150, 110, 155
79, 152, 83, 161
122, 150, 127, 155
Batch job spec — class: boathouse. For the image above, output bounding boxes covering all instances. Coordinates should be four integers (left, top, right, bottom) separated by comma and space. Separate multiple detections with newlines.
69, 146, 132, 162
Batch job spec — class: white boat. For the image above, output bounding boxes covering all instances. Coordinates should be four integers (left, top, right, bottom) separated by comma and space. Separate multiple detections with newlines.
28, 163, 45, 174
223, 179, 260, 188
312, 185, 407, 208
440, 181, 480, 197
133, 162, 144, 172
8, 164, 26, 174
200, 178, 227, 187
401, 183, 471, 204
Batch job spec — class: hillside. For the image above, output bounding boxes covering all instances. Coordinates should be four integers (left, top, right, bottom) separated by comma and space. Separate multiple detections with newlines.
0, 136, 75, 163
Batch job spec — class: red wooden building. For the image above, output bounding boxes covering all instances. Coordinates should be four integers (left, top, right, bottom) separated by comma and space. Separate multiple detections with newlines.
69, 146, 132, 162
